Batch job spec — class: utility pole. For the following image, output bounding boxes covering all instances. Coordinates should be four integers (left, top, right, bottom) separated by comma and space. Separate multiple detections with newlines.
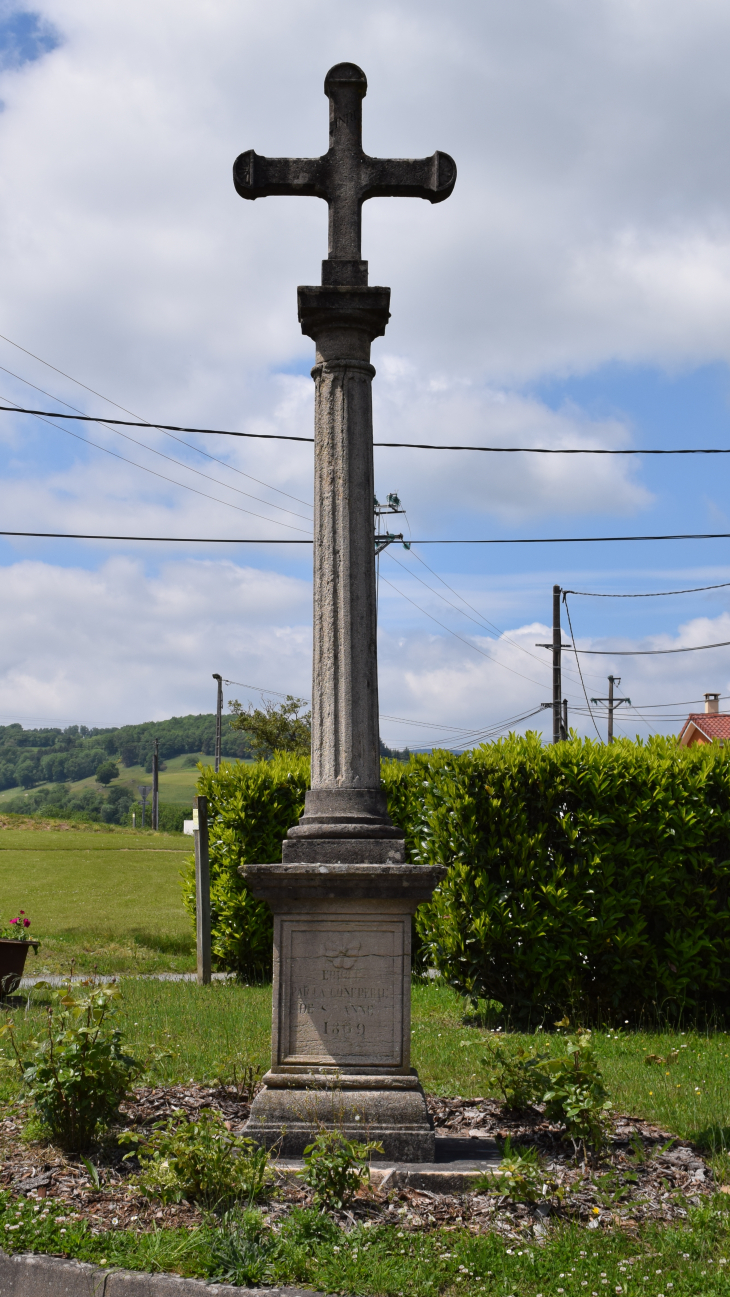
212, 673, 223, 773
552, 585, 562, 744
374, 492, 409, 556
536, 586, 571, 742
152, 738, 159, 831
590, 675, 631, 744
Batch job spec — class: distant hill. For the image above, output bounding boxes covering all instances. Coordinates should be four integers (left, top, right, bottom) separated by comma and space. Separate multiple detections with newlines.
0, 713, 253, 793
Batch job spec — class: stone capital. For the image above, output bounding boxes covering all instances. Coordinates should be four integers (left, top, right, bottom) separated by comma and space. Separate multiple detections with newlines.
297, 284, 390, 357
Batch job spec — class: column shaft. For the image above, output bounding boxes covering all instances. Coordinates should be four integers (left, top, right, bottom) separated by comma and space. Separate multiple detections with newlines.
311, 358, 379, 790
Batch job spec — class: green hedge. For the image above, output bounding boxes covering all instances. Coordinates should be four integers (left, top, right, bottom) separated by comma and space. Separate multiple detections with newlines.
181, 754, 308, 980
182, 737, 730, 1020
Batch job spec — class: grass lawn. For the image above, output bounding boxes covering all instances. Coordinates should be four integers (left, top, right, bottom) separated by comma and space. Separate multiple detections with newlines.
0, 827, 194, 974
0, 821, 729, 1292
1, 982, 730, 1293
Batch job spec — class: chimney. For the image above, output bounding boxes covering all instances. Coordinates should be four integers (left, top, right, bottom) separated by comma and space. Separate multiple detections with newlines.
705, 692, 721, 714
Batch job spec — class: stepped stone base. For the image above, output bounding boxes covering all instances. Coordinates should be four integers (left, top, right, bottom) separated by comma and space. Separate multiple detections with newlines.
246, 1072, 434, 1160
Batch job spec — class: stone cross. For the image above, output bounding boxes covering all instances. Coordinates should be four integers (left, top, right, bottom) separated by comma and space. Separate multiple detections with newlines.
234, 63, 454, 1162
233, 61, 455, 287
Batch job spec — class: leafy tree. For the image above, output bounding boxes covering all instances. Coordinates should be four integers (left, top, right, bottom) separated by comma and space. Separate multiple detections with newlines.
95, 761, 119, 786
16, 757, 37, 789
228, 696, 311, 759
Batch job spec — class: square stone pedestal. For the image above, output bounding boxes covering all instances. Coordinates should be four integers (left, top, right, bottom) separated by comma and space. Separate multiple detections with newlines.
240, 862, 445, 1160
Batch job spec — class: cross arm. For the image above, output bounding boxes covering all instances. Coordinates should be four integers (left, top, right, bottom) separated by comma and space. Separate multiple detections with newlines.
233, 149, 328, 201
361, 150, 456, 204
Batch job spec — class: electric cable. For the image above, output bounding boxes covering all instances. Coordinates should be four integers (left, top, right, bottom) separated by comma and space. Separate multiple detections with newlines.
8, 399, 730, 454
220, 677, 527, 739
0, 403, 312, 535
10, 528, 730, 547
562, 595, 603, 741
397, 537, 593, 683
0, 391, 312, 527
576, 640, 730, 655
564, 580, 730, 598
0, 362, 312, 511
0, 531, 311, 542
378, 572, 559, 689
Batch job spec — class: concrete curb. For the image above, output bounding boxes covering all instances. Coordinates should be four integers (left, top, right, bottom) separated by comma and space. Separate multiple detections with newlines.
0, 1251, 326, 1296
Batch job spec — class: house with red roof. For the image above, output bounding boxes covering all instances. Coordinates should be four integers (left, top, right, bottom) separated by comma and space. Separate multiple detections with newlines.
678, 693, 730, 746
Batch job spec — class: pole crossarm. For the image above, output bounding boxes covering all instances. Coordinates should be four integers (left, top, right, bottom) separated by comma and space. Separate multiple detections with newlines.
233, 63, 456, 280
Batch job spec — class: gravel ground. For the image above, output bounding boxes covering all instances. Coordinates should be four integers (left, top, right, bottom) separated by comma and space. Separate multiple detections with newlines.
0, 1084, 719, 1243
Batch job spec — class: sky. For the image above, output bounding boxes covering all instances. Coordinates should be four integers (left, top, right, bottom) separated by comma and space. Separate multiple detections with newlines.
1, 0, 730, 745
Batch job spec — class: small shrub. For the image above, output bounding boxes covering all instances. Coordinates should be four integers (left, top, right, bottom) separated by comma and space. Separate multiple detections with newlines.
120, 1108, 271, 1207
207, 1207, 279, 1286
540, 1027, 611, 1154
0, 979, 139, 1151
476, 1138, 547, 1203
299, 1131, 383, 1209
481, 1038, 548, 1110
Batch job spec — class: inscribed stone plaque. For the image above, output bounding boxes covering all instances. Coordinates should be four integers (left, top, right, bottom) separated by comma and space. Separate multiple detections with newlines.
279, 918, 405, 1067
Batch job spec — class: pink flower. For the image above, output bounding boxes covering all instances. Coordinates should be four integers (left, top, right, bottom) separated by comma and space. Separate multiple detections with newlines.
23, 919, 30, 928
9, 918, 17, 925
19, 911, 24, 915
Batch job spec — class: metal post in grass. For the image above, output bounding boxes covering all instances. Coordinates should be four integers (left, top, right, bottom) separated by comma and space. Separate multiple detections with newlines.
152, 738, 159, 831
193, 794, 211, 985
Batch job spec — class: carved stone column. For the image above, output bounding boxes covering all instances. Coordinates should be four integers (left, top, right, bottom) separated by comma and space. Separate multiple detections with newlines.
282, 285, 405, 866
242, 282, 444, 1160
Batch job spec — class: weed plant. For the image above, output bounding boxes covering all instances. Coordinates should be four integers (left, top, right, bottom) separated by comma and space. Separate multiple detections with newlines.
299, 1130, 384, 1209
0, 978, 139, 1150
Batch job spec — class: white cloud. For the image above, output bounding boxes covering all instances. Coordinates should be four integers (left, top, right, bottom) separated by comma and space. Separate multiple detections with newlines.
2, 0, 730, 399
0, 0, 728, 729
0, 557, 311, 725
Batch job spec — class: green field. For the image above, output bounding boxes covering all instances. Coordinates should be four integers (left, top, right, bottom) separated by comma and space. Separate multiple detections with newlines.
0, 827, 193, 974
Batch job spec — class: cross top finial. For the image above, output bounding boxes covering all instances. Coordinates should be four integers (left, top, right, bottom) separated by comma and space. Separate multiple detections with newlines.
233, 63, 456, 286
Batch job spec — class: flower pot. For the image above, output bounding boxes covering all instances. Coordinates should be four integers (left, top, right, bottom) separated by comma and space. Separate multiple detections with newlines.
0, 939, 37, 995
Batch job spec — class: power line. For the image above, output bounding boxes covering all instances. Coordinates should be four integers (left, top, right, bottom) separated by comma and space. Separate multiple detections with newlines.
564, 580, 730, 598
219, 677, 536, 740
413, 534, 730, 544
378, 572, 555, 689
0, 531, 311, 542
8, 401, 730, 455
374, 442, 730, 455
562, 595, 602, 741
0, 364, 313, 512
4, 402, 313, 535
399, 539, 592, 683
576, 639, 730, 656
1, 394, 312, 532
10, 528, 730, 546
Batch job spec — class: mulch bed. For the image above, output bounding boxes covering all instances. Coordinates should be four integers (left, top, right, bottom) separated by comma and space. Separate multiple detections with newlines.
0, 1084, 719, 1243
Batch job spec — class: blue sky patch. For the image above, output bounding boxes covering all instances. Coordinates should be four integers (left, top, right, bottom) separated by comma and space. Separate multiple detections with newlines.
0, 7, 59, 71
